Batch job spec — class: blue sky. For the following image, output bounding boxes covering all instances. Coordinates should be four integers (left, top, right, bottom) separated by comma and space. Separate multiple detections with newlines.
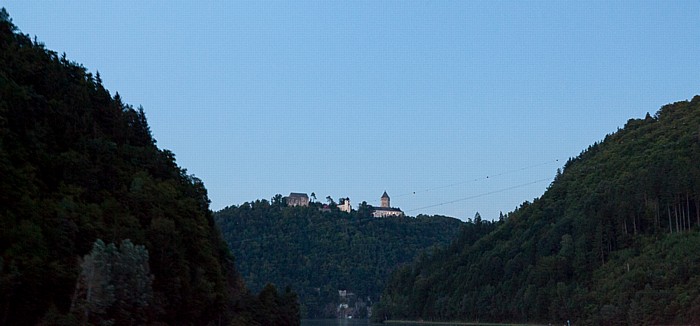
5, 1, 700, 220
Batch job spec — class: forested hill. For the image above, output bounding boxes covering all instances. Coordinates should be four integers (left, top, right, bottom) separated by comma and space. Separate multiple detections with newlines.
0, 10, 298, 325
214, 200, 464, 318
375, 96, 700, 325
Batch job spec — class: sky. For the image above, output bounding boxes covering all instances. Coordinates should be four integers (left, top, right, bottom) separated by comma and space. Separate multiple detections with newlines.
5, 1, 700, 221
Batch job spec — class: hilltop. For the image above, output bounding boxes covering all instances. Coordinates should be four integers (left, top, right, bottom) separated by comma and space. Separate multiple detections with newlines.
215, 198, 464, 318
375, 96, 700, 325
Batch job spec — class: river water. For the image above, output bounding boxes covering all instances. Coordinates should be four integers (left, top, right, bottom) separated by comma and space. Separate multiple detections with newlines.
301, 320, 378, 326
301, 320, 474, 326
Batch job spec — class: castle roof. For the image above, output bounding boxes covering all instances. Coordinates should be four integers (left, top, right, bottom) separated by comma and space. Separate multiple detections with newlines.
381, 191, 389, 199
288, 192, 308, 198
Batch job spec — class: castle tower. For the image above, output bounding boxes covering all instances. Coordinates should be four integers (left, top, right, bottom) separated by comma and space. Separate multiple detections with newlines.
381, 191, 390, 208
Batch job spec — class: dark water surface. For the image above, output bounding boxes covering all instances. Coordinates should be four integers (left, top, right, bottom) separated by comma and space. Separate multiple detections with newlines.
301, 320, 377, 326
301, 320, 480, 326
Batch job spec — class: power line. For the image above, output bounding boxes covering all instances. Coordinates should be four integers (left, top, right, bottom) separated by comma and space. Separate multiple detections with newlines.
404, 177, 552, 213
364, 158, 560, 207
394, 158, 559, 199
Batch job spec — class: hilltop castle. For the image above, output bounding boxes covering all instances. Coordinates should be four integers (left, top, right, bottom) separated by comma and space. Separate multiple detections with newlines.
285, 193, 309, 207
284, 191, 403, 217
371, 191, 404, 218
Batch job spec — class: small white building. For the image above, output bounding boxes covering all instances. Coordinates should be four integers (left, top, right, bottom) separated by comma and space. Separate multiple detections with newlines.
338, 197, 351, 213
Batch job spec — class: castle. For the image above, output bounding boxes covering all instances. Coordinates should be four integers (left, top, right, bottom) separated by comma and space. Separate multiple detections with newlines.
285, 193, 309, 207
370, 191, 404, 217
284, 191, 403, 217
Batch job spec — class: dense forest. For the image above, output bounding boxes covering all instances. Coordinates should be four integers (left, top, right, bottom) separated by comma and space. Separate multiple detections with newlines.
375, 96, 700, 325
0, 9, 298, 325
215, 200, 463, 318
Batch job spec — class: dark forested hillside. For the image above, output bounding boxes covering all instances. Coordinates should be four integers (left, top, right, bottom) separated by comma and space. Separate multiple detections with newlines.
214, 200, 464, 318
375, 96, 700, 325
0, 10, 297, 325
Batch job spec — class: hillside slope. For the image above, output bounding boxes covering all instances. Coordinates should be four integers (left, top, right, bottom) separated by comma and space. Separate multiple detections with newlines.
375, 96, 700, 325
0, 10, 297, 325
215, 200, 464, 318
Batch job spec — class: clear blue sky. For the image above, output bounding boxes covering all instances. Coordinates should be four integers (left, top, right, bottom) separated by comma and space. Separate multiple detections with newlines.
6, 1, 700, 220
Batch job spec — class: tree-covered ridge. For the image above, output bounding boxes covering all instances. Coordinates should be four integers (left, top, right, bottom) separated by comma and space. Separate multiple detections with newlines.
375, 96, 700, 325
214, 199, 464, 318
0, 9, 298, 325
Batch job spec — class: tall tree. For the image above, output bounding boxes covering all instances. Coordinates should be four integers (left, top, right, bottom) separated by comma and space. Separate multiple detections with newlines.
71, 239, 153, 325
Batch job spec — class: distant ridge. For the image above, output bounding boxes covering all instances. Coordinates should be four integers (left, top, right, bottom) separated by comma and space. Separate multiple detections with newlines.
215, 199, 463, 319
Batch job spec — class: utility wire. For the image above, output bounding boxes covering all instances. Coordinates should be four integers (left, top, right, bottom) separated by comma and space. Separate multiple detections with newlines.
394, 159, 559, 199
404, 177, 552, 213
365, 158, 560, 206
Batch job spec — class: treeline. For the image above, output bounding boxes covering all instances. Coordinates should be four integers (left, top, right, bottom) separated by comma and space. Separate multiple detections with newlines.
215, 199, 463, 318
0, 9, 298, 325
375, 96, 700, 325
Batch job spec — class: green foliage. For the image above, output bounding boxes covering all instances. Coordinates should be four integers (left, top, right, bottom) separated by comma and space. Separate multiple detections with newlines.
215, 202, 463, 318
375, 96, 700, 324
0, 9, 299, 325
71, 239, 153, 325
